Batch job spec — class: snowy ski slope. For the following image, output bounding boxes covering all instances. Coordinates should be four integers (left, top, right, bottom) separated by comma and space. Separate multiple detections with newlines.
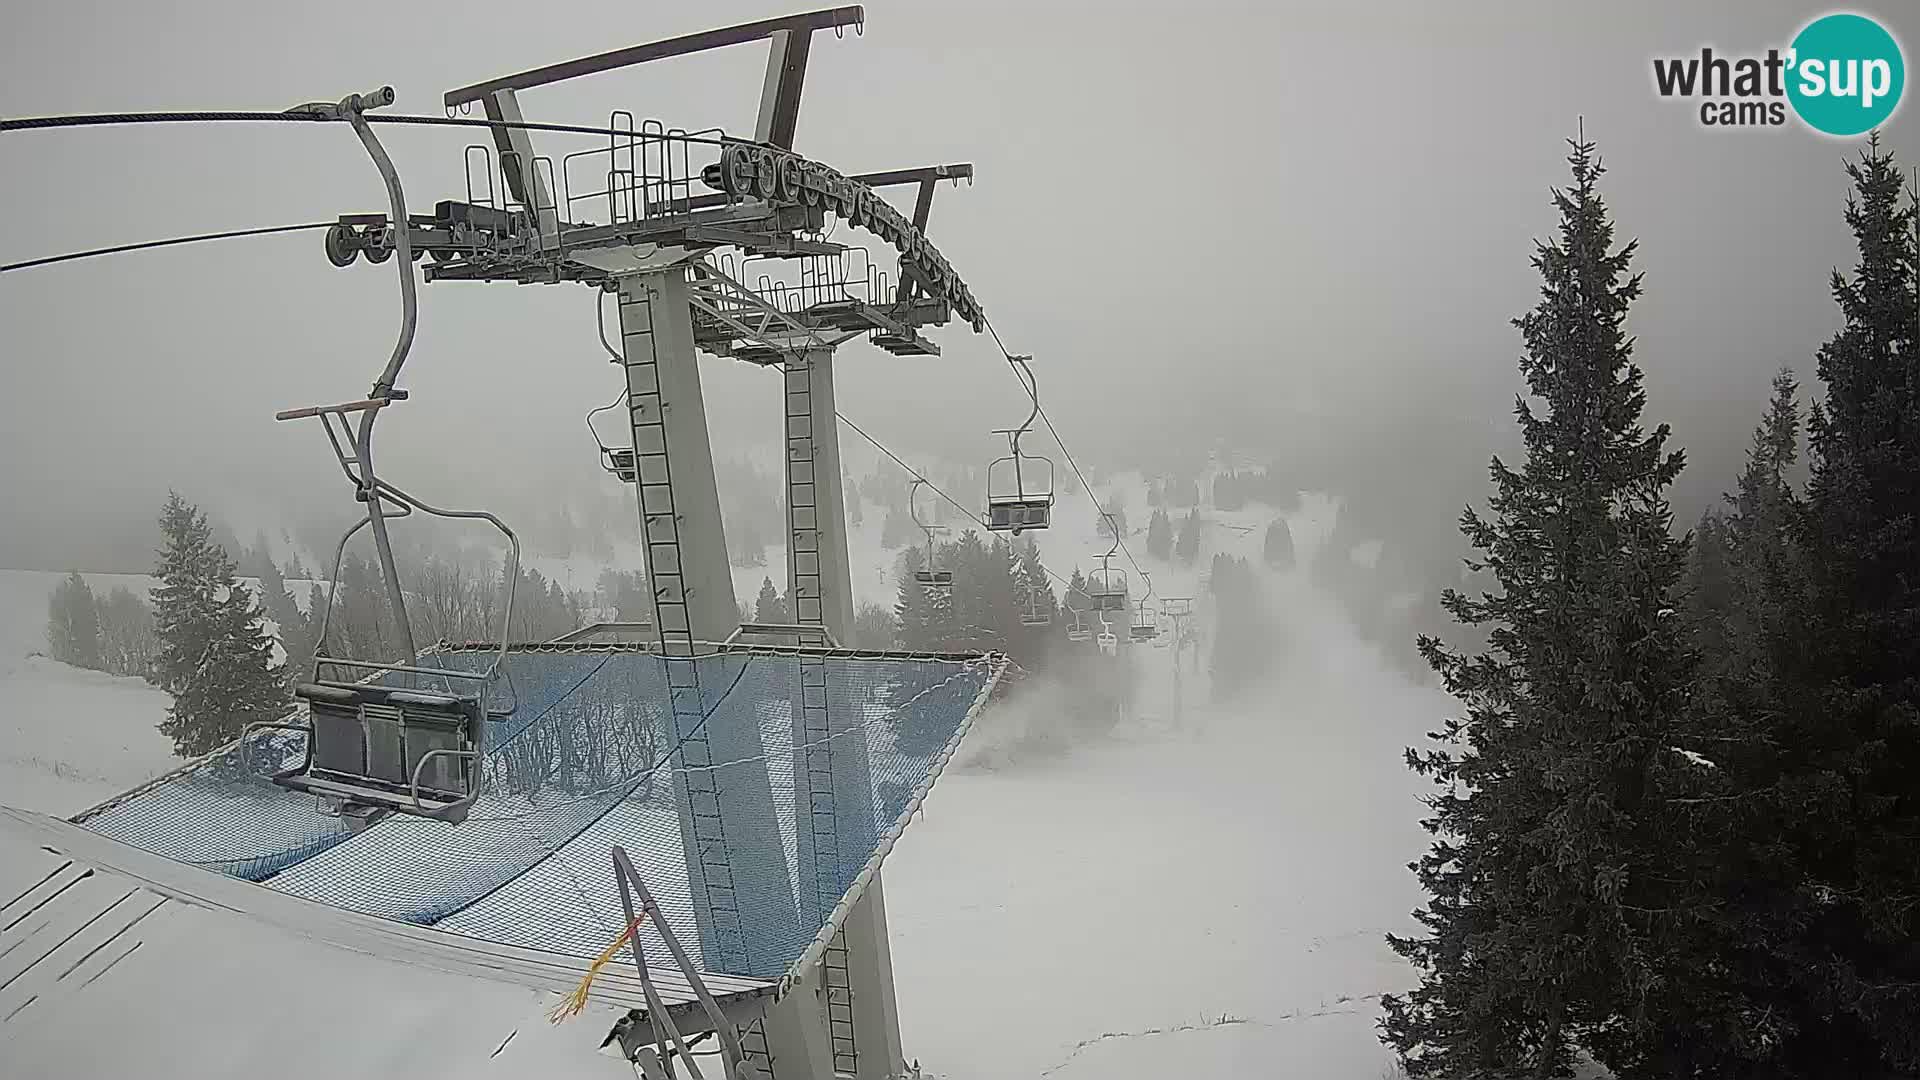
0, 478, 1441, 1076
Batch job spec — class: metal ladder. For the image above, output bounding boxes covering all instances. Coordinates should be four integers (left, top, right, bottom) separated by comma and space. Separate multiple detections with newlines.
739, 1019, 773, 1076
783, 354, 857, 1076
621, 280, 747, 970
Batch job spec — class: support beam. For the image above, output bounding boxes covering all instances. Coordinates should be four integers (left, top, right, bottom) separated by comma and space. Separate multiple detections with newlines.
755, 29, 812, 149
445, 7, 863, 108
617, 270, 741, 646
783, 350, 855, 643
482, 89, 558, 241
618, 270, 796, 977
780, 348, 901, 1080
842, 877, 906, 1080
756, 965, 837, 1080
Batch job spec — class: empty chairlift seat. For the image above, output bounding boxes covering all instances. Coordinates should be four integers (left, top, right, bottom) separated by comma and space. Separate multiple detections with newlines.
909, 478, 954, 589
603, 447, 638, 484
1129, 600, 1160, 642
276, 681, 485, 823
984, 355, 1054, 535
984, 443, 1054, 535
1088, 566, 1129, 611
986, 492, 1051, 534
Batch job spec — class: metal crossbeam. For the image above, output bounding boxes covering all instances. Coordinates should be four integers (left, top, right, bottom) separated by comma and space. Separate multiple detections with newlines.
444, 7, 865, 107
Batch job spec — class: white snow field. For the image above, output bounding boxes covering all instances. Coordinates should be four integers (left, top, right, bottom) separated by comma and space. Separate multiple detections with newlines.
0, 570, 179, 817
0, 482, 1443, 1076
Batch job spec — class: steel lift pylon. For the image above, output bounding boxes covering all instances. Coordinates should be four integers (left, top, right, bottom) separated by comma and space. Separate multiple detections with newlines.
313, 9, 987, 1077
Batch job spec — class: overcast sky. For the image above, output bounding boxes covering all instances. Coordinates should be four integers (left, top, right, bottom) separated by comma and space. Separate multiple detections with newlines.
2, 1, 1913, 567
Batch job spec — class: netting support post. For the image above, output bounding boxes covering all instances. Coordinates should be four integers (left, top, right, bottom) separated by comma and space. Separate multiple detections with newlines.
842, 878, 906, 1080
757, 963, 837, 1080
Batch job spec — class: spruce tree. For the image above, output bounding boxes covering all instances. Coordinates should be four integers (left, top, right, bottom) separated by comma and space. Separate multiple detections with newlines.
254, 551, 310, 676
1066, 567, 1089, 621
754, 576, 790, 624
893, 546, 941, 650
1175, 510, 1202, 565
1146, 509, 1173, 560
1382, 136, 1698, 1076
1263, 518, 1294, 570
1683, 508, 1733, 675
46, 571, 101, 669
852, 603, 895, 649
152, 493, 289, 756
1720, 137, 1920, 1071
97, 586, 157, 679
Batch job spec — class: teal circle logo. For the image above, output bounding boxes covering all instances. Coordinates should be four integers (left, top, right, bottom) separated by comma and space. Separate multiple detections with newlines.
1788, 13, 1905, 136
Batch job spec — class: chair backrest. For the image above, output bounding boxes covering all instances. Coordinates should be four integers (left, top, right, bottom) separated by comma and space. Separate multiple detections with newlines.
987, 501, 1051, 532
294, 681, 482, 801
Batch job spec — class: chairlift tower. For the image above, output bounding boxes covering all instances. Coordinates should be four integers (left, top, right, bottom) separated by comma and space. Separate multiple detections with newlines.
314, 9, 988, 1077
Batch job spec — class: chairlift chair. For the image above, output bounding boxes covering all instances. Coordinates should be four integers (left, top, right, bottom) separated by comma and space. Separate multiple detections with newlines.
1088, 564, 1129, 612
909, 478, 954, 590
1087, 519, 1130, 610
984, 356, 1055, 535
587, 395, 637, 483
1066, 611, 1091, 642
259, 396, 522, 825
1096, 617, 1119, 657
1129, 596, 1161, 643
251, 101, 522, 825
1020, 586, 1051, 627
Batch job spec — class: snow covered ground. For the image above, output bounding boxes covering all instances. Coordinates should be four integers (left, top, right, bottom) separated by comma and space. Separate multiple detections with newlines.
0, 477, 1442, 1076
0, 569, 179, 817
880, 489, 1439, 1077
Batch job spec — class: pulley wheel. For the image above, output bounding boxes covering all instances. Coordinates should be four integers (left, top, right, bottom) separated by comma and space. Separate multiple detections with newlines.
323, 223, 358, 268
364, 242, 393, 264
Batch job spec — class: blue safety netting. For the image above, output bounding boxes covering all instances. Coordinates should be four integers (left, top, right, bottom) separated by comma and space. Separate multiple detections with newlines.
73, 646, 998, 980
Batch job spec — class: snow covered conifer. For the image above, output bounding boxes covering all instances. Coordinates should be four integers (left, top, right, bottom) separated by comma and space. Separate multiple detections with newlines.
1382, 136, 1699, 1075
1146, 508, 1173, 560
1262, 517, 1294, 570
151, 493, 289, 755
1174, 510, 1201, 565
46, 570, 101, 669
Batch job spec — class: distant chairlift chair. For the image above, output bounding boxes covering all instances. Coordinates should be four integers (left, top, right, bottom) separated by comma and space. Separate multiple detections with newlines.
1088, 563, 1129, 612
252, 396, 521, 825
1088, 518, 1129, 611
1020, 585, 1051, 627
1129, 598, 1160, 643
984, 355, 1054, 535
1066, 611, 1092, 642
909, 477, 954, 590
587, 394, 638, 483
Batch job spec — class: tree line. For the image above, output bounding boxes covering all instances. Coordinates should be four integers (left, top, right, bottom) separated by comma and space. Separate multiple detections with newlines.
44, 572, 157, 679
1384, 135, 1920, 1077
47, 493, 615, 757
